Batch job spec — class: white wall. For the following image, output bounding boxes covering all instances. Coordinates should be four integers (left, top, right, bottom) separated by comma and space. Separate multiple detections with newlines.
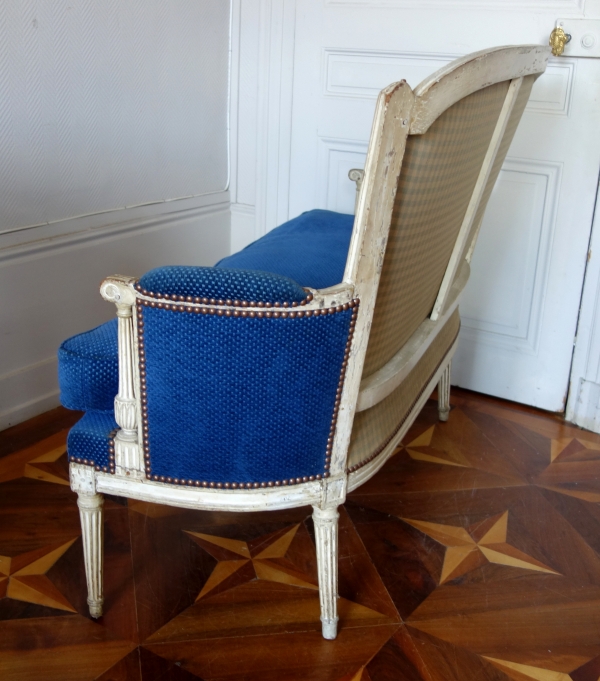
0, 1, 231, 429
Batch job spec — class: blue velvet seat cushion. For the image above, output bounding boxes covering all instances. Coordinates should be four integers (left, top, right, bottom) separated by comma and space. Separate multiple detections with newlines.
216, 209, 354, 289
58, 319, 118, 412
58, 209, 354, 413
67, 410, 118, 470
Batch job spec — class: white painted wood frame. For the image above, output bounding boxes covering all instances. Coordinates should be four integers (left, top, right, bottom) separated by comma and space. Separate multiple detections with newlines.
70, 45, 549, 641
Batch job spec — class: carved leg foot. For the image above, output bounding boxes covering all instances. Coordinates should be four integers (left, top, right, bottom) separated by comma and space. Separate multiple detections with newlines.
77, 493, 104, 618
312, 505, 339, 640
438, 362, 451, 422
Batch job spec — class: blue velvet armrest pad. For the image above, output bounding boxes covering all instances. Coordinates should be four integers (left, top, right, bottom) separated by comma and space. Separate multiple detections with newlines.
67, 411, 118, 470
139, 266, 308, 305
216, 209, 354, 290
58, 319, 118, 412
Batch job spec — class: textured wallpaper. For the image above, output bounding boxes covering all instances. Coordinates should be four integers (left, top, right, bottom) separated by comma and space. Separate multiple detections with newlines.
0, 0, 230, 232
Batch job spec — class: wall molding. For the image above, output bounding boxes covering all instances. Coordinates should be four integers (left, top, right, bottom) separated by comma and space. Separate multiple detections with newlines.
460, 158, 562, 356
325, 0, 584, 11
0, 192, 230, 266
324, 49, 457, 98
0, 196, 230, 430
318, 137, 369, 214
255, 0, 297, 236
527, 59, 575, 117
0, 358, 60, 432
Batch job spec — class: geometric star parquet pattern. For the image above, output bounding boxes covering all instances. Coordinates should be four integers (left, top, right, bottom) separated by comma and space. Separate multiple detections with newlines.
3, 391, 600, 680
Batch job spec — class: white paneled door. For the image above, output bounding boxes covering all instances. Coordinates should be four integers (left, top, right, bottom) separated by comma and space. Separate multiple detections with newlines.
283, 1, 600, 412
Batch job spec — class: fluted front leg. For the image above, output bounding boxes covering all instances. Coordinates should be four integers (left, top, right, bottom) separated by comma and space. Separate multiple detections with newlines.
438, 362, 451, 422
77, 493, 104, 618
312, 505, 339, 639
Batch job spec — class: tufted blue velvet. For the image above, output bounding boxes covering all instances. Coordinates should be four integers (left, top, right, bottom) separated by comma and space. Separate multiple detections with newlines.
216, 210, 354, 289
139, 266, 308, 304
140, 305, 353, 484
67, 411, 118, 470
58, 319, 118, 413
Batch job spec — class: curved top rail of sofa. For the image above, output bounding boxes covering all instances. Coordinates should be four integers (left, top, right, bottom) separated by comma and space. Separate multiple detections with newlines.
410, 44, 550, 134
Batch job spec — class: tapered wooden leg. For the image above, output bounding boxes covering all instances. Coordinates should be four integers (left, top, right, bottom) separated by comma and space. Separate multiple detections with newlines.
77, 492, 104, 618
438, 362, 451, 422
312, 505, 339, 640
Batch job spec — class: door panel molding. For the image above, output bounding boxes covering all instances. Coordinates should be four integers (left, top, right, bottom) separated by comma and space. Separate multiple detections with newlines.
318, 137, 368, 214
460, 158, 562, 355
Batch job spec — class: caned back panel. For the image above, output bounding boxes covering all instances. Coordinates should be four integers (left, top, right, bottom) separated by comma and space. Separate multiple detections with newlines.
361, 79, 512, 377
458, 75, 536, 265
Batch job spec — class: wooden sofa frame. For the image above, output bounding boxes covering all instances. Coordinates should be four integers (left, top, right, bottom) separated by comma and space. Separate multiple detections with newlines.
70, 45, 550, 640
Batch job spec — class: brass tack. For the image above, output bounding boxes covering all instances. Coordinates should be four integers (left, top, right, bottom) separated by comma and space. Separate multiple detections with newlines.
226, 299, 233, 306
234, 300, 241, 306
202, 298, 208, 304
217, 310, 223, 316
210, 299, 216, 305
275, 481, 281, 486
195, 481, 201, 486
217, 482, 223, 488
186, 296, 193, 302
261, 482, 266, 488
202, 481, 208, 487
210, 482, 215, 488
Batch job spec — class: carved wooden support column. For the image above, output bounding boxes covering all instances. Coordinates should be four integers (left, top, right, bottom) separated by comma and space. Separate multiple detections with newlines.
100, 276, 144, 478
438, 361, 451, 422
77, 493, 104, 617
312, 504, 340, 639
70, 464, 104, 618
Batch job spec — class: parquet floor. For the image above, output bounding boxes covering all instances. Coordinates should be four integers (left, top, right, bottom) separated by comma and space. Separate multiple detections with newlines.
2, 390, 600, 680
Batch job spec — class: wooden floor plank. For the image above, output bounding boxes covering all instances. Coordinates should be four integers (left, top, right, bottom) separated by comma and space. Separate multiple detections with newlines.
2, 393, 600, 679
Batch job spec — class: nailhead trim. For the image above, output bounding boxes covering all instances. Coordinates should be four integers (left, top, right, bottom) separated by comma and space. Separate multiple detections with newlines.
134, 282, 314, 308
135, 294, 359, 488
346, 325, 460, 474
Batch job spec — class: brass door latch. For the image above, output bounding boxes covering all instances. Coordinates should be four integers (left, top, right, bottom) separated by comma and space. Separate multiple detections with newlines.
549, 25, 572, 56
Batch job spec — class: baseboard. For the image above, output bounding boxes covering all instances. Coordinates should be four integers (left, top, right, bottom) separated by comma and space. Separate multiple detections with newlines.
566, 378, 600, 433
0, 357, 61, 431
